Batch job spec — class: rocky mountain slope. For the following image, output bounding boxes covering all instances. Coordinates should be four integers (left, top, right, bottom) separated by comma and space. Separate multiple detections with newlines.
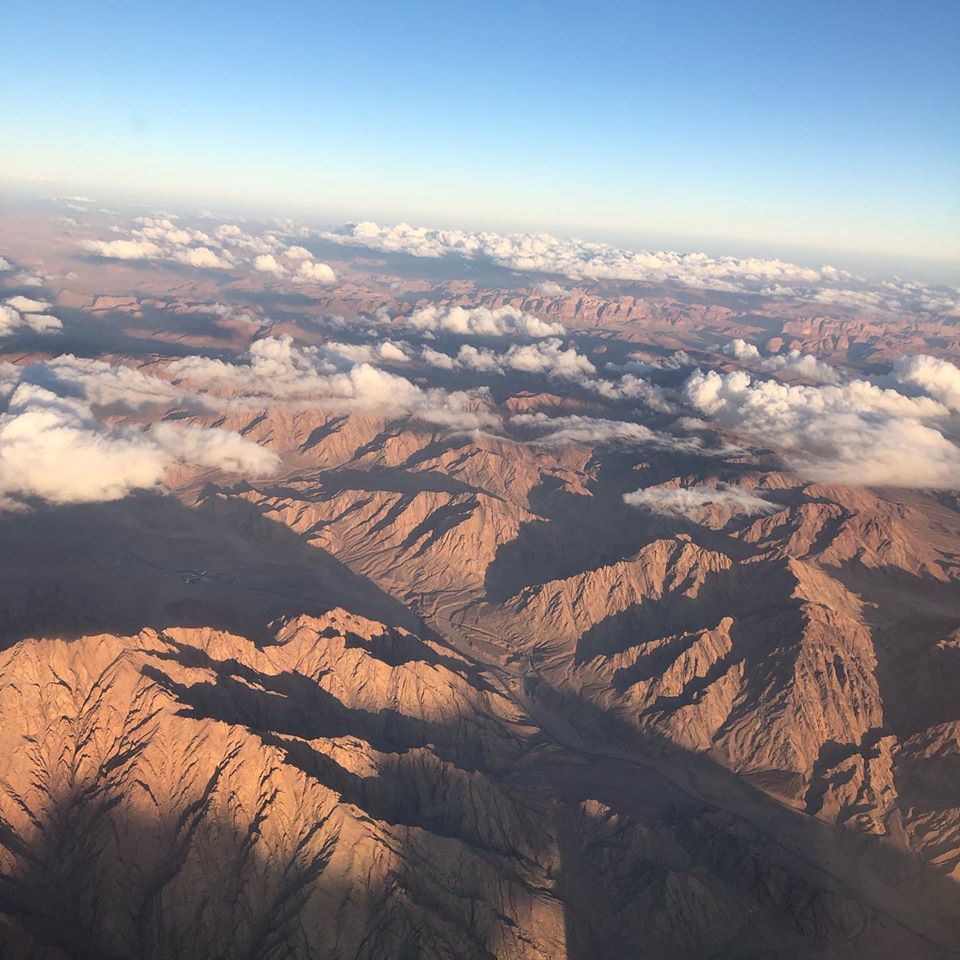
2, 209, 960, 957
1, 403, 958, 959
2, 608, 958, 959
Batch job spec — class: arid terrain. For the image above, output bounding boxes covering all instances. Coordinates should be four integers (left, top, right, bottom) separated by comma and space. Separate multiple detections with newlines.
1, 197, 959, 959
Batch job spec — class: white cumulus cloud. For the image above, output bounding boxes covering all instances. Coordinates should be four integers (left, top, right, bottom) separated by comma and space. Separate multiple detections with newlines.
894, 354, 960, 412
173, 246, 231, 269
27, 355, 187, 411
293, 260, 336, 284
6, 296, 52, 313
167, 335, 494, 430
0, 298, 63, 338
624, 483, 776, 518
408, 304, 564, 338
721, 338, 761, 360
254, 254, 287, 275
321, 221, 960, 317
685, 368, 960, 488
452, 338, 596, 380
511, 413, 699, 451
719, 339, 839, 383
82, 238, 163, 260
0, 381, 277, 510
760, 349, 839, 384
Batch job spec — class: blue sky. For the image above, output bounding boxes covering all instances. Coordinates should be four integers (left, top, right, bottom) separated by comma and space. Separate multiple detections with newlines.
4, 0, 959, 264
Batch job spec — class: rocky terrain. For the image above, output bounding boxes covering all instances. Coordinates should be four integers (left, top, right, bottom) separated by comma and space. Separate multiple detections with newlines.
0, 205, 959, 958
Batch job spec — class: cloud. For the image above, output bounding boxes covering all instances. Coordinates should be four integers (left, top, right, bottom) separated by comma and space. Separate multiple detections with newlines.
0, 363, 22, 400
26, 355, 187, 411
6, 296, 51, 313
6, 312, 62, 336
759, 349, 839, 384
11, 273, 45, 287
408, 304, 564, 338
172, 246, 231, 269
148, 422, 279, 474
719, 339, 840, 384
82, 238, 163, 260
417, 337, 670, 408
167, 335, 494, 430
894, 354, 960, 412
0, 258, 12, 271
0, 381, 277, 509
0, 298, 62, 338
321, 221, 960, 317
293, 260, 336, 284
80, 218, 279, 272
684, 368, 960, 488
376, 340, 410, 363
721, 338, 761, 360
210, 224, 279, 255
534, 281, 567, 297
511, 412, 699, 451
80, 217, 331, 284
134, 218, 202, 245
254, 253, 287, 275
216, 224, 244, 240
421, 347, 458, 370
622, 350, 693, 372
454, 338, 596, 380
325, 364, 493, 429
589, 373, 673, 410
323, 223, 830, 292
624, 483, 776, 518
319, 340, 409, 366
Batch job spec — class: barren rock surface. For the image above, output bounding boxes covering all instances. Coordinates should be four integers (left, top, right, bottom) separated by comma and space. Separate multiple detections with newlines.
2, 209, 960, 958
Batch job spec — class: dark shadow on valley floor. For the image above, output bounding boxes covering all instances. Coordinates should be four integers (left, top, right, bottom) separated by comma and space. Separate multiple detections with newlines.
0, 491, 429, 647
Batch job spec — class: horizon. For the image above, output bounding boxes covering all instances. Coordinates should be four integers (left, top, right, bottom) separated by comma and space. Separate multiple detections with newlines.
4, 180, 959, 288
4, 0, 958, 268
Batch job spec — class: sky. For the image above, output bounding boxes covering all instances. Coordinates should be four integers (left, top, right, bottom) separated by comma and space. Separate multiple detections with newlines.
3, 0, 959, 266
